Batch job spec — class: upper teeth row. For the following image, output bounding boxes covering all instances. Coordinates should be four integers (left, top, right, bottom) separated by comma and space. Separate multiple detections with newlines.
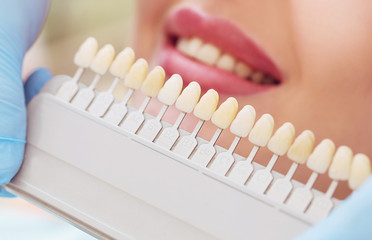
176, 37, 275, 84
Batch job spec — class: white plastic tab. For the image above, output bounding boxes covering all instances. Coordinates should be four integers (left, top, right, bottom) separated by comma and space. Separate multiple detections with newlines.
173, 135, 198, 158
266, 179, 293, 203
55, 76, 80, 101
247, 169, 273, 194
121, 111, 145, 133
71, 87, 95, 110
156, 127, 180, 150
228, 161, 254, 185
209, 152, 235, 176
138, 119, 163, 142
286, 188, 313, 213
87, 91, 115, 117
192, 144, 216, 167
306, 196, 333, 221
103, 103, 128, 125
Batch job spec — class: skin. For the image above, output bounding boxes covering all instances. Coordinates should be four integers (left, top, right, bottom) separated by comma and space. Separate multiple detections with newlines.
133, 0, 372, 199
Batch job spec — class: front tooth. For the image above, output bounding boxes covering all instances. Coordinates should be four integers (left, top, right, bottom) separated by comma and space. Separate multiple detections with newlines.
287, 130, 315, 164
74, 37, 99, 68
193, 89, 219, 121
216, 54, 236, 72
230, 105, 256, 138
158, 74, 183, 106
141, 66, 166, 97
124, 58, 148, 90
186, 37, 203, 57
176, 38, 190, 55
248, 114, 275, 147
328, 146, 353, 181
235, 61, 253, 78
211, 97, 238, 129
267, 122, 295, 156
109, 47, 135, 79
348, 153, 371, 190
175, 81, 201, 113
90, 44, 116, 75
306, 139, 335, 174
251, 71, 264, 83
195, 43, 221, 66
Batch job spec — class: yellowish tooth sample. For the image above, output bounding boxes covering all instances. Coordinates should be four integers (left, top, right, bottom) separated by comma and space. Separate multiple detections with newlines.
287, 130, 315, 164
109, 47, 135, 78
229, 105, 256, 138
175, 82, 201, 113
216, 54, 236, 72
124, 58, 148, 90
157, 74, 183, 106
195, 43, 221, 66
235, 62, 253, 78
328, 146, 353, 181
74, 37, 98, 68
267, 122, 295, 156
141, 66, 166, 97
349, 153, 371, 190
211, 97, 239, 129
90, 44, 115, 75
193, 89, 219, 121
306, 139, 335, 174
248, 114, 275, 147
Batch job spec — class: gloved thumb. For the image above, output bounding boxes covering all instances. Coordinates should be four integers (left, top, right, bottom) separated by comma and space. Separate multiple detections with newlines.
24, 68, 52, 105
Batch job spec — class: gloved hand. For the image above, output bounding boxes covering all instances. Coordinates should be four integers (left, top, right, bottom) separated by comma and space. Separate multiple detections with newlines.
0, 0, 51, 197
296, 176, 372, 239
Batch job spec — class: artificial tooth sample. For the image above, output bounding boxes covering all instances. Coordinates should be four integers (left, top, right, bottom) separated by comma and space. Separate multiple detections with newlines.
287, 139, 336, 213
235, 62, 253, 78
104, 58, 149, 125
88, 47, 135, 117
192, 97, 238, 167
349, 154, 371, 190
139, 74, 184, 141
267, 130, 315, 203
195, 43, 221, 66
156, 82, 201, 150
56, 37, 99, 101
306, 146, 353, 220
210, 105, 256, 175
173, 89, 219, 157
248, 114, 275, 147
122, 66, 166, 133
71, 44, 115, 110
216, 54, 236, 72
248, 122, 295, 194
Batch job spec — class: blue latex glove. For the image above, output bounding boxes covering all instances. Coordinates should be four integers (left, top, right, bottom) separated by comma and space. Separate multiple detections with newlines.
0, 0, 51, 197
296, 176, 372, 239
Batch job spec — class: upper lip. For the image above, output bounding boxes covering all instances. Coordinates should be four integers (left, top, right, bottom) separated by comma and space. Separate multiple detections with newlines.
165, 7, 282, 81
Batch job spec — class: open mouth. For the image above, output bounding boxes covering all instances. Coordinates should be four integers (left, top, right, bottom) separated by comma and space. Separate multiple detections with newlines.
158, 7, 283, 95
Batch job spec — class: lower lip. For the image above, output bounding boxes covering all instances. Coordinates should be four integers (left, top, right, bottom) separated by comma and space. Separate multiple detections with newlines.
158, 41, 272, 95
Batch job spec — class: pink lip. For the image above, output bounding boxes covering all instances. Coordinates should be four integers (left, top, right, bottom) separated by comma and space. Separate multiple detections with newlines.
158, 7, 282, 95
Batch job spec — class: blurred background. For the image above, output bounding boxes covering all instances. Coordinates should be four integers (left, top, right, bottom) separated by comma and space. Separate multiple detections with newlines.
1, 0, 135, 239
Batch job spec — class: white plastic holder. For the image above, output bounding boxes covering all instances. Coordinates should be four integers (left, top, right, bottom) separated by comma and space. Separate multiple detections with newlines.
286, 172, 318, 212
103, 89, 134, 125
266, 163, 298, 203
87, 77, 119, 117
305, 180, 337, 221
71, 74, 102, 109
191, 128, 222, 167
209, 136, 240, 175
228, 145, 259, 184
121, 97, 151, 133
247, 154, 280, 194
55, 67, 84, 101
138, 105, 168, 141
172, 120, 204, 158
156, 112, 185, 150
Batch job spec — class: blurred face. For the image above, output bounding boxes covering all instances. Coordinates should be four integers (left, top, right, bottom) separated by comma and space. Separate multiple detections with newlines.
134, 0, 372, 198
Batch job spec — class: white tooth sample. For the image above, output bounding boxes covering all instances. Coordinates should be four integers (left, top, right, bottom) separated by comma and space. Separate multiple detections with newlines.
90, 44, 115, 75
248, 114, 275, 147
230, 105, 256, 138
185, 37, 203, 57
175, 82, 201, 113
74, 37, 99, 67
157, 74, 183, 106
176, 38, 190, 54
267, 122, 295, 156
251, 71, 264, 83
306, 139, 336, 174
193, 89, 219, 121
328, 146, 353, 181
141, 66, 166, 97
211, 97, 239, 129
349, 153, 371, 190
195, 43, 221, 66
287, 130, 315, 164
216, 54, 236, 72
235, 61, 253, 78
124, 58, 148, 90
109, 47, 135, 78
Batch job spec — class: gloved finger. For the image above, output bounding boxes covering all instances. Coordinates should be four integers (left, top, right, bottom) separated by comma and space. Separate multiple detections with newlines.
24, 68, 52, 105
296, 176, 372, 240
0, 187, 16, 198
